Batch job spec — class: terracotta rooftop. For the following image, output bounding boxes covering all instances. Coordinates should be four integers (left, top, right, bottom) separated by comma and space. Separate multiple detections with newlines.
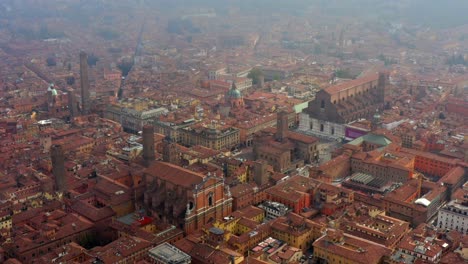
4, 259, 22, 264
87, 236, 152, 263
438, 166, 465, 185
70, 200, 115, 222
146, 161, 205, 188
266, 175, 320, 202
13, 210, 93, 253
384, 179, 419, 202
401, 147, 460, 165
397, 224, 446, 259
230, 183, 255, 198
232, 205, 264, 221
313, 229, 391, 264
325, 74, 379, 95
174, 237, 235, 264
241, 256, 269, 264
319, 154, 350, 171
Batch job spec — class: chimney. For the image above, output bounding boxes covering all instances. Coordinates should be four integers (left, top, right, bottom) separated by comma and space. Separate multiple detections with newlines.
276, 110, 289, 141
253, 160, 268, 186
51, 144, 66, 192
80, 51, 90, 115
142, 125, 155, 167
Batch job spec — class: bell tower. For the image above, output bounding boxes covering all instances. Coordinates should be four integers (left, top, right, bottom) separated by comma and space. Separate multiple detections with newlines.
142, 125, 155, 167
276, 110, 289, 141
162, 136, 179, 165
51, 144, 66, 192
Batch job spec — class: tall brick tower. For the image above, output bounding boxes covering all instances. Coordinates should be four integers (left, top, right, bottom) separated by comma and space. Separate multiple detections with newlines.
377, 72, 386, 104
276, 110, 289, 142
162, 136, 179, 165
258, 73, 265, 88
67, 88, 78, 120
142, 125, 155, 167
253, 160, 269, 186
51, 144, 66, 192
79, 51, 90, 115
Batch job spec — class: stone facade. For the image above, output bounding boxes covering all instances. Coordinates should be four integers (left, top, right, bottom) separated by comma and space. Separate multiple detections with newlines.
299, 73, 387, 140
437, 200, 468, 234
144, 162, 232, 234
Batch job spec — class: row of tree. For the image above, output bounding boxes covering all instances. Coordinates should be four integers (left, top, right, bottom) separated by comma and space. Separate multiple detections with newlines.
47, 54, 99, 68
446, 54, 467, 66
14, 25, 65, 40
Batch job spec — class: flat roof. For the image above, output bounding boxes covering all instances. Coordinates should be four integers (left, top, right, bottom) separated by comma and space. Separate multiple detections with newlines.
348, 133, 392, 147
149, 242, 191, 263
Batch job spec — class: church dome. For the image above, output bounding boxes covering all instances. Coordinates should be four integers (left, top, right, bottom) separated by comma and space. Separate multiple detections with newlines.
227, 87, 242, 99
225, 82, 244, 109
373, 110, 381, 121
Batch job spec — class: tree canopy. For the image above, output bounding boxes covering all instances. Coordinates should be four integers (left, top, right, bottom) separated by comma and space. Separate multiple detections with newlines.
118, 60, 134, 77
97, 29, 119, 40
167, 18, 201, 34
334, 69, 355, 79
46, 57, 57, 67
447, 54, 467, 66
247, 68, 264, 85
87, 54, 99, 67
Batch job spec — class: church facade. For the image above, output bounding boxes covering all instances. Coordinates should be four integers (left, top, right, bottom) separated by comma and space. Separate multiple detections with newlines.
144, 161, 232, 234
299, 72, 387, 140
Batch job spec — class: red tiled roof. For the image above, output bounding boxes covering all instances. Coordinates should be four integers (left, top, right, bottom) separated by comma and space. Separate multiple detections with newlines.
313, 230, 391, 264
4, 259, 22, 264
231, 183, 254, 198
401, 148, 459, 165
287, 131, 318, 144
438, 166, 465, 185
146, 161, 205, 188
70, 200, 115, 222
88, 236, 151, 262
325, 74, 379, 95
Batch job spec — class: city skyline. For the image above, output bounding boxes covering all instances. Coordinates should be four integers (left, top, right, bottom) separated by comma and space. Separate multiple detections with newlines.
0, 1, 466, 263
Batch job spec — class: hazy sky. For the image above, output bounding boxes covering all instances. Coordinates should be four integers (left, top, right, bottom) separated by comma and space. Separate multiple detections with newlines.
1, 0, 467, 29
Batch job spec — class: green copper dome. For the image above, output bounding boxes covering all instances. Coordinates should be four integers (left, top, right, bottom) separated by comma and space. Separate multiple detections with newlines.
227, 88, 242, 99
373, 110, 381, 120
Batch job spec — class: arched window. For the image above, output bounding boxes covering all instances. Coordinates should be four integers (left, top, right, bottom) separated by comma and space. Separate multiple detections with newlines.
320, 124, 324, 132
208, 193, 213, 206
320, 100, 325, 109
